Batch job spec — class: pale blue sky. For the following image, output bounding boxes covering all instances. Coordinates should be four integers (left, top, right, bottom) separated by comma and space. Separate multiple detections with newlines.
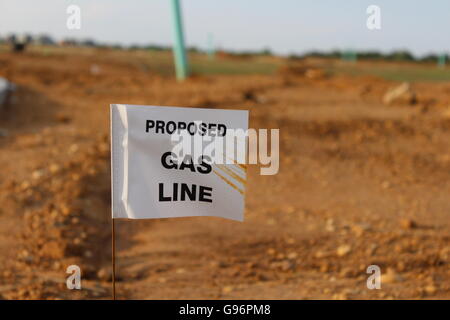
1, 0, 449, 56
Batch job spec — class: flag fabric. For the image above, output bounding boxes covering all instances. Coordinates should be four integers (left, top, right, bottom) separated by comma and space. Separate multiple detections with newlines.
110, 104, 248, 221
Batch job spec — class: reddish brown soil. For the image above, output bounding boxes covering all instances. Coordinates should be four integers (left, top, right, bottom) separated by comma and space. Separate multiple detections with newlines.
0, 50, 449, 299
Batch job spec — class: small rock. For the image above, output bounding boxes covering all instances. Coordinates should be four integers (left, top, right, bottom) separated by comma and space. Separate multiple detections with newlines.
336, 245, 351, 257
32, 170, 44, 180
325, 218, 336, 232
424, 285, 437, 295
397, 261, 406, 272
314, 250, 327, 259
49, 164, 60, 174
319, 263, 330, 273
382, 269, 403, 284
287, 252, 298, 260
400, 218, 417, 230
222, 286, 233, 294
20, 181, 31, 191
68, 144, 79, 154
280, 260, 295, 271
383, 82, 416, 105
97, 267, 112, 281
351, 223, 371, 237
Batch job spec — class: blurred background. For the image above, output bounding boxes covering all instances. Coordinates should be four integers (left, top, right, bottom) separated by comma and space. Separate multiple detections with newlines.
0, 0, 449, 299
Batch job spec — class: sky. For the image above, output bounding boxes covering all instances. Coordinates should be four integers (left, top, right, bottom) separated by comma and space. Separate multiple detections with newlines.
1, 0, 449, 57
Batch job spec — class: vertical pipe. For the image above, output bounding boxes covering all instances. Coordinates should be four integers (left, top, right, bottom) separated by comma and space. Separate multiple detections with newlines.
207, 33, 215, 60
170, 0, 189, 81
438, 54, 446, 68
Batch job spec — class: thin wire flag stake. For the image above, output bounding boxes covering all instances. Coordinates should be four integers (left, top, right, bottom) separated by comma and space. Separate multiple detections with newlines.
112, 218, 116, 300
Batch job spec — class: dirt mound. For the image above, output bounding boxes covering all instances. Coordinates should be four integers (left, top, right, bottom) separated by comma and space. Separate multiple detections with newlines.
2, 138, 111, 299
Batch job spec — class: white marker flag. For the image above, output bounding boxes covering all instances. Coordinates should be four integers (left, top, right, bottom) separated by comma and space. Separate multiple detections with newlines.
111, 104, 248, 221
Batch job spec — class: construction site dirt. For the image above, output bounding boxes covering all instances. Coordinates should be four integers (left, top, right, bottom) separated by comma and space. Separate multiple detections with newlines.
0, 47, 449, 299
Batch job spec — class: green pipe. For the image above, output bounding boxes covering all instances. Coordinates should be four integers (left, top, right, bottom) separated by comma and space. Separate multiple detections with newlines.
170, 0, 189, 81
438, 54, 446, 68
207, 33, 215, 60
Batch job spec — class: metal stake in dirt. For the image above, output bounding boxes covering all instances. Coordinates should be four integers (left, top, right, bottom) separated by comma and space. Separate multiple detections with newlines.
170, 0, 189, 81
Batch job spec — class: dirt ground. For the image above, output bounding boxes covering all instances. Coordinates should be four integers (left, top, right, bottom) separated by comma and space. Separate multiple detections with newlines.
0, 48, 449, 299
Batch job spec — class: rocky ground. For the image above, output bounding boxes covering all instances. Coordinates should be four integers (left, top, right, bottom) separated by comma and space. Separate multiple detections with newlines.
0, 49, 449, 299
